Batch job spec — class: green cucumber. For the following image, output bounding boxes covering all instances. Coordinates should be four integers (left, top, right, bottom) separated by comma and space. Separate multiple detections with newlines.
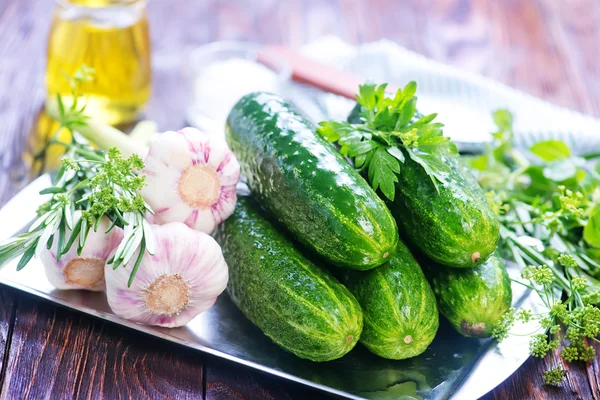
226, 92, 398, 270
341, 242, 439, 359
214, 197, 363, 362
348, 107, 499, 268
424, 253, 512, 338
388, 154, 499, 268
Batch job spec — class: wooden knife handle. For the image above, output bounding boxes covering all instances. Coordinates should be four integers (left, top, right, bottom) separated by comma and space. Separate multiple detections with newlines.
258, 45, 362, 100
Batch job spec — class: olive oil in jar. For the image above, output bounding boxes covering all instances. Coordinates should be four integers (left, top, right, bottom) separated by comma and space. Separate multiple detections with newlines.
46, 0, 151, 125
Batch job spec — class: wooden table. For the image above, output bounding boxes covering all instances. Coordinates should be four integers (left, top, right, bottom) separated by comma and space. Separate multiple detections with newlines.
1, 0, 599, 398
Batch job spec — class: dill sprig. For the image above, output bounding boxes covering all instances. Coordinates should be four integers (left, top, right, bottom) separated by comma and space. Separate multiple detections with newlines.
467, 110, 600, 385
0, 66, 154, 286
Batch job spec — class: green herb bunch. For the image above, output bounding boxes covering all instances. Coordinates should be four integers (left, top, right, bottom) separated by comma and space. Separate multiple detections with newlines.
0, 66, 155, 286
467, 110, 600, 384
318, 82, 458, 201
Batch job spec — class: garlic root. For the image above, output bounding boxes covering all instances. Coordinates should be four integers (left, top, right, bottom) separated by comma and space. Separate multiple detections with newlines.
40, 216, 123, 291
141, 128, 240, 234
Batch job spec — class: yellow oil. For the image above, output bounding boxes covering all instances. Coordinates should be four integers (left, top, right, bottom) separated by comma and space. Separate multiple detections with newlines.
25, 109, 73, 176
46, 0, 151, 125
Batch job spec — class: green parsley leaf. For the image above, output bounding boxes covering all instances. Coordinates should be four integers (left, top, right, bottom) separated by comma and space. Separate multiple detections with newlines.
317, 81, 458, 201
531, 140, 571, 161
584, 205, 600, 247
368, 147, 400, 201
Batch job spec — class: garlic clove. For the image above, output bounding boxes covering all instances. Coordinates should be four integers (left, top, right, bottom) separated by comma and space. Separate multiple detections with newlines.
141, 127, 240, 234
140, 159, 183, 213
144, 130, 193, 171
159, 206, 215, 235
105, 222, 228, 328
210, 185, 237, 226
40, 215, 123, 291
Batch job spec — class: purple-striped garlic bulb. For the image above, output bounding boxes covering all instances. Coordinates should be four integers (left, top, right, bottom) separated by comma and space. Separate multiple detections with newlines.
105, 222, 228, 328
141, 128, 240, 234
40, 216, 123, 291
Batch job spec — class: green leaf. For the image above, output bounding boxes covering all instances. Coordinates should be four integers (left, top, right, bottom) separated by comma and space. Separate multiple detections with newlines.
78, 217, 89, 255
492, 109, 513, 131
355, 150, 373, 169
128, 237, 146, 287
530, 140, 571, 162
56, 93, 65, 117
386, 146, 405, 163
368, 147, 400, 201
320, 81, 457, 201
56, 218, 66, 261
395, 97, 417, 129
411, 113, 437, 128
542, 159, 577, 182
402, 81, 417, 100
356, 83, 383, 111
523, 166, 554, 196
406, 149, 452, 190
46, 234, 54, 250
469, 154, 489, 171
16, 242, 37, 271
54, 164, 66, 184
62, 218, 82, 255
584, 205, 600, 247
317, 121, 343, 142
347, 140, 378, 157
39, 186, 66, 195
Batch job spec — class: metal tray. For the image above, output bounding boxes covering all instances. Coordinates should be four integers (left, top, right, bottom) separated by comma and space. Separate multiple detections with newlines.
0, 174, 543, 400
7, 36, 588, 399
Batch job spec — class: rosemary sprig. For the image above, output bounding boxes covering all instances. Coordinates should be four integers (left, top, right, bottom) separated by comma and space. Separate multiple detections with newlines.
0, 66, 155, 286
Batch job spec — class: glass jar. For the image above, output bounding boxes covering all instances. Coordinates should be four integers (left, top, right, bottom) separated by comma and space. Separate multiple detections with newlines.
46, 0, 152, 125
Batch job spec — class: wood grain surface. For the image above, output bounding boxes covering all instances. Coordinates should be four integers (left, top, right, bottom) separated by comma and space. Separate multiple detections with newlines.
1, 0, 600, 399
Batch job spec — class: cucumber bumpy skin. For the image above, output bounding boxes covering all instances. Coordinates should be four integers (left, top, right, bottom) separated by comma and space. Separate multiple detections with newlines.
424, 253, 512, 338
226, 92, 399, 270
347, 104, 499, 268
215, 197, 364, 362
342, 241, 439, 360
388, 153, 500, 268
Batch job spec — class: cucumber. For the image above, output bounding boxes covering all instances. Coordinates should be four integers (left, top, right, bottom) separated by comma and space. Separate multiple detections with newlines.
423, 253, 512, 338
226, 92, 398, 270
388, 154, 499, 268
348, 107, 499, 268
215, 196, 363, 362
341, 242, 439, 359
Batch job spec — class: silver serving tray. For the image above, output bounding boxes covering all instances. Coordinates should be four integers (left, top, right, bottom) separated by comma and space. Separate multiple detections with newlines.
0, 174, 544, 400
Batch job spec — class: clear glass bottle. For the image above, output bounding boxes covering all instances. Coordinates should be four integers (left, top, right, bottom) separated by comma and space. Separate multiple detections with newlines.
46, 0, 152, 125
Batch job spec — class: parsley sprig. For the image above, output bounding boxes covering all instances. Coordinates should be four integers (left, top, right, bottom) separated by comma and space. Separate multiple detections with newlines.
466, 110, 600, 385
317, 82, 458, 201
0, 66, 155, 286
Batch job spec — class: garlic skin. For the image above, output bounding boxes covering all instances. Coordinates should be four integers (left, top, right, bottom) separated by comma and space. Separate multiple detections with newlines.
40, 217, 123, 291
105, 222, 228, 328
141, 128, 240, 234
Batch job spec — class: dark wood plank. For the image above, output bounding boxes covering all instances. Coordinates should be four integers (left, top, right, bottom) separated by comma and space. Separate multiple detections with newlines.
0, 286, 16, 387
0, 292, 204, 399
205, 356, 327, 400
484, 340, 600, 400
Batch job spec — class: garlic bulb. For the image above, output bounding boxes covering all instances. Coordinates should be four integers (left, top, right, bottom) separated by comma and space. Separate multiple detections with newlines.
40, 216, 123, 291
141, 128, 240, 234
105, 222, 228, 328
